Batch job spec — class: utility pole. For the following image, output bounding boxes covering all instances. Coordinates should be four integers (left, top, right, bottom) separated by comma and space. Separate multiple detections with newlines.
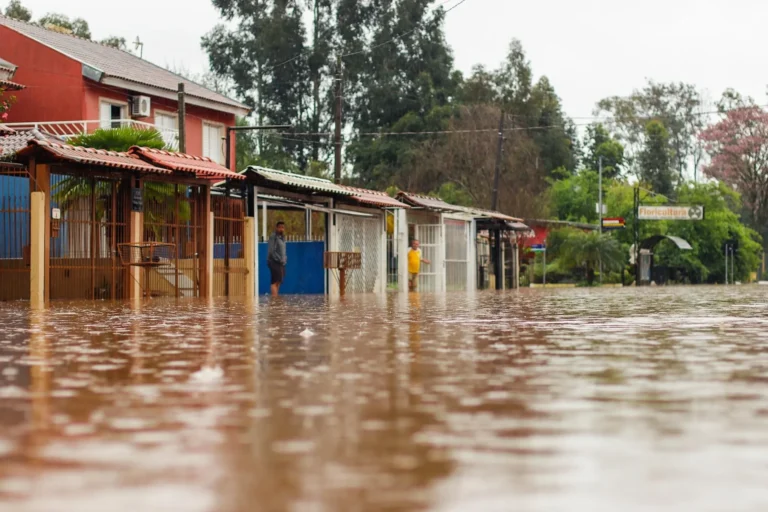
491, 111, 505, 290
598, 156, 603, 284
634, 185, 640, 286
491, 111, 505, 211
724, 243, 729, 285
177, 83, 186, 153
598, 156, 603, 234
334, 56, 343, 184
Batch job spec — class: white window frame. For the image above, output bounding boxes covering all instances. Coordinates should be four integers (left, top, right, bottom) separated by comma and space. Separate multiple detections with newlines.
202, 121, 226, 163
154, 109, 179, 149
99, 99, 129, 130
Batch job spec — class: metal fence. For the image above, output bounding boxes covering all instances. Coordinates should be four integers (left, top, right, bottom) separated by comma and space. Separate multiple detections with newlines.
143, 183, 202, 298
445, 220, 468, 291
337, 214, 381, 293
212, 193, 247, 297
0, 171, 30, 301
49, 174, 129, 300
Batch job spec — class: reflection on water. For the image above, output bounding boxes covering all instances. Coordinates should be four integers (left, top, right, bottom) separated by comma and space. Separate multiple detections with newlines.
2, 287, 768, 511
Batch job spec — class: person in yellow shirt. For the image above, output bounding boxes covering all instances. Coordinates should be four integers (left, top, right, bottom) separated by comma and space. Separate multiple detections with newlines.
407, 239, 431, 292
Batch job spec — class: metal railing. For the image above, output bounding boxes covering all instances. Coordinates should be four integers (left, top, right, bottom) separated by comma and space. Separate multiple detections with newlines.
2, 120, 179, 150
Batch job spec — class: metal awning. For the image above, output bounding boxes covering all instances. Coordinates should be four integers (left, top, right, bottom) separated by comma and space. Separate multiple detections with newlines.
256, 193, 374, 217
641, 235, 692, 251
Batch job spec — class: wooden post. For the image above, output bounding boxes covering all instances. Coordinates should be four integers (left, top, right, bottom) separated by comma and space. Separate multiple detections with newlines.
177, 83, 186, 153
244, 217, 255, 298
339, 268, 346, 297
196, 184, 212, 298
30, 191, 45, 308
207, 211, 214, 299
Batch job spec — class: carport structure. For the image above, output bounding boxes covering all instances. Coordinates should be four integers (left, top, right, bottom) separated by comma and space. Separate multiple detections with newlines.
239, 167, 409, 296
0, 132, 242, 303
395, 192, 527, 292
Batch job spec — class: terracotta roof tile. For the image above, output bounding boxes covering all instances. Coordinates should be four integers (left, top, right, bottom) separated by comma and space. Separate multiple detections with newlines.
130, 147, 244, 181
19, 140, 171, 174
0, 15, 248, 113
0, 79, 24, 91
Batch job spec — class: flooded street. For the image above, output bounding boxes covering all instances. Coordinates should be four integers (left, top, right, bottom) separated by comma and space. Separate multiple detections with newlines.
2, 287, 768, 511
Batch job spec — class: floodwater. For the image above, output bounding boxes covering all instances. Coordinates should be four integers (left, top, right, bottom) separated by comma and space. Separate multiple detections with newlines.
1, 288, 768, 512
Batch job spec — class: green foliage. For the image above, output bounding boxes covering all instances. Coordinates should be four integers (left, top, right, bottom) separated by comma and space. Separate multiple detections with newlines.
64, 128, 189, 234
582, 123, 624, 179
638, 120, 675, 197
100, 36, 128, 50
596, 80, 705, 178
4, 0, 31, 21
548, 170, 600, 223
68, 127, 165, 152
38, 13, 91, 39
431, 182, 473, 206
558, 231, 626, 285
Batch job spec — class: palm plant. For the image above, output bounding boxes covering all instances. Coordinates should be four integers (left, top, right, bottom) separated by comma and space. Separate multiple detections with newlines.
54, 127, 191, 240
559, 231, 626, 285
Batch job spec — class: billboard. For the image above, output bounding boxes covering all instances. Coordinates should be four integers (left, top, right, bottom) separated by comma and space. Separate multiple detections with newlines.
638, 205, 704, 221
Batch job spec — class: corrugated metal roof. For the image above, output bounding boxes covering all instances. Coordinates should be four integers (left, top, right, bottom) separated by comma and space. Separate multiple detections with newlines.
131, 147, 244, 181
0, 15, 249, 113
397, 191, 521, 221
245, 166, 353, 195
20, 139, 171, 174
341, 185, 409, 209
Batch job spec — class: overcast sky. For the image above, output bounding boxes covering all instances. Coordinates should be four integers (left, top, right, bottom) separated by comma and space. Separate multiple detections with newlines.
9, 0, 768, 120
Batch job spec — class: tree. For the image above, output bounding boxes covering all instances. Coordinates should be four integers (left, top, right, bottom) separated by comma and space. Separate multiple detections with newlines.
431, 182, 473, 206
596, 80, 705, 179
548, 170, 601, 223
100, 36, 128, 51
558, 231, 625, 285
38, 13, 91, 39
638, 120, 675, 197
0, 86, 16, 123
400, 104, 547, 218
582, 123, 624, 178
699, 103, 768, 242
4, 0, 31, 21
203, 0, 349, 172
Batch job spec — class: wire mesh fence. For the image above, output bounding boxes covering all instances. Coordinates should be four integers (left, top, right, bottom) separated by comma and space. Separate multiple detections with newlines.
49, 174, 128, 300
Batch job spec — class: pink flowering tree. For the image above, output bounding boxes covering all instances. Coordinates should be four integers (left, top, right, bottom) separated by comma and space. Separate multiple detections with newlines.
699, 105, 768, 236
0, 86, 16, 122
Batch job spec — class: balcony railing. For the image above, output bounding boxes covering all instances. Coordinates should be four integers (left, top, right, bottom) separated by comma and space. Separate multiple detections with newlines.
2, 119, 180, 150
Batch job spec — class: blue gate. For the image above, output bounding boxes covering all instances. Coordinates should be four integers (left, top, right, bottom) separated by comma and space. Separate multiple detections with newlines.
258, 241, 325, 294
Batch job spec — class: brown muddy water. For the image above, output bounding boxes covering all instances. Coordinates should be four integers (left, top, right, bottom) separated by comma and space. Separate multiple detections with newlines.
1, 287, 768, 512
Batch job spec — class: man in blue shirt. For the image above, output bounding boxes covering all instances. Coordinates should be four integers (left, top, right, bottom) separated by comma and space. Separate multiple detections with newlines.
267, 221, 287, 296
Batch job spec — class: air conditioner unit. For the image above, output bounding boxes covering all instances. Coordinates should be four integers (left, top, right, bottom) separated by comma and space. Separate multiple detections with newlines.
131, 95, 151, 118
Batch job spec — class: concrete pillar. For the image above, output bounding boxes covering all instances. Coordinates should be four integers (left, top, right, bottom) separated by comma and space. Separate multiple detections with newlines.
128, 178, 143, 300
244, 217, 255, 298
34, 164, 51, 301
129, 210, 143, 300
30, 191, 45, 308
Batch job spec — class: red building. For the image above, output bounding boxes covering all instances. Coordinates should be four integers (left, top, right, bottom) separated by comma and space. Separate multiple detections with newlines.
0, 15, 249, 166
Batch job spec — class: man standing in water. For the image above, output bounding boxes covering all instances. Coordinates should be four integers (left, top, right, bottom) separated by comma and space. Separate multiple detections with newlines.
407, 239, 430, 292
267, 221, 287, 296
